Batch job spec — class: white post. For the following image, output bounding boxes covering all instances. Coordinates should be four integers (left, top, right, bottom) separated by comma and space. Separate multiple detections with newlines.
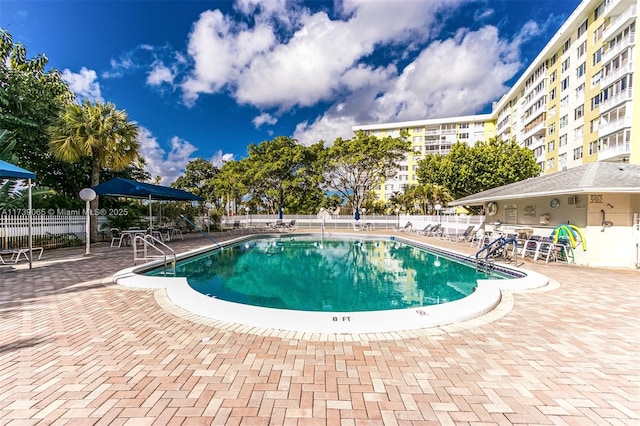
79, 188, 97, 256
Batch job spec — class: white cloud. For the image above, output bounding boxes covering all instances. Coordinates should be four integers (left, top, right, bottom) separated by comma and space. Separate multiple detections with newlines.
146, 61, 176, 86
209, 150, 235, 167
136, 127, 198, 186
253, 112, 277, 128
61, 67, 103, 103
292, 24, 528, 145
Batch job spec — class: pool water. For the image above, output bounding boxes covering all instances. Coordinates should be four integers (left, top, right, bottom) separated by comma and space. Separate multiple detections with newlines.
148, 236, 505, 312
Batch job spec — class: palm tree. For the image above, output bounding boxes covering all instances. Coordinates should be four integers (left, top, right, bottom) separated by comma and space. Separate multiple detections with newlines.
48, 100, 139, 241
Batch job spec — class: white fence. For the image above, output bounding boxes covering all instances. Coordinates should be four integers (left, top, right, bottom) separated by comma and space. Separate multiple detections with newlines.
221, 214, 484, 232
1, 213, 486, 250
1, 214, 88, 250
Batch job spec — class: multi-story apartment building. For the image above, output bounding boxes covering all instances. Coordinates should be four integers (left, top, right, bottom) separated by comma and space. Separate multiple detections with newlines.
355, 115, 495, 200
353, 0, 638, 203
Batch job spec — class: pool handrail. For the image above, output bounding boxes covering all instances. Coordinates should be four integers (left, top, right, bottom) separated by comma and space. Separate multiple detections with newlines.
179, 214, 224, 250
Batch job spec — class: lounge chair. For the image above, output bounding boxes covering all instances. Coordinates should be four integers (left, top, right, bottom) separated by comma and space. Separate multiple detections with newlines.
0, 247, 43, 264
441, 225, 475, 242
279, 220, 297, 232
394, 221, 412, 232
423, 223, 442, 237
410, 224, 434, 236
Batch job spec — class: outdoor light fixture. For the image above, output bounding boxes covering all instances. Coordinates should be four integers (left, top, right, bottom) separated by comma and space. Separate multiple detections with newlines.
79, 188, 97, 256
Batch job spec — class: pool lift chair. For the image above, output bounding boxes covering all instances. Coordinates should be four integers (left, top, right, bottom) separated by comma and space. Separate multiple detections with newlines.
474, 234, 521, 272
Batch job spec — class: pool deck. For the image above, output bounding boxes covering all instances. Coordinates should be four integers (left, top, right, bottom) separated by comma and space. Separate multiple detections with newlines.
1, 229, 638, 424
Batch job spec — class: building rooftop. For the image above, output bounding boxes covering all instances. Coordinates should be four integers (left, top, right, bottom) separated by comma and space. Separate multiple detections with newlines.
450, 162, 640, 206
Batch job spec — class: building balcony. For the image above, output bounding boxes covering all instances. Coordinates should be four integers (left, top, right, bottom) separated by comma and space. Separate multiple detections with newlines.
603, 0, 635, 19
600, 61, 634, 87
522, 121, 546, 140
598, 116, 633, 137
603, 3, 637, 42
599, 89, 633, 113
598, 142, 631, 161
601, 32, 635, 64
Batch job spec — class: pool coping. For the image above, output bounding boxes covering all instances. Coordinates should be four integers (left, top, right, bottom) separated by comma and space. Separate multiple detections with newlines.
112, 233, 549, 335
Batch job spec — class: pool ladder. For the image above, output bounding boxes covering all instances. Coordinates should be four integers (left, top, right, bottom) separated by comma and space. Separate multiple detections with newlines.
475, 236, 520, 272
133, 234, 176, 276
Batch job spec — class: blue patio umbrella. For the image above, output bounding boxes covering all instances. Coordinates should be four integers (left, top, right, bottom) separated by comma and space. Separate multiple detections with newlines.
0, 160, 36, 269
354, 207, 360, 220
278, 206, 283, 220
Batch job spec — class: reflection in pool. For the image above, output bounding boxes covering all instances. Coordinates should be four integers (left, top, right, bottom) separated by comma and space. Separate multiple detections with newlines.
147, 236, 507, 312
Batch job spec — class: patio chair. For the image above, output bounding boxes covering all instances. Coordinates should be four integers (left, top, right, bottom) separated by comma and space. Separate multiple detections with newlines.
521, 235, 543, 260
110, 228, 124, 247
227, 220, 242, 234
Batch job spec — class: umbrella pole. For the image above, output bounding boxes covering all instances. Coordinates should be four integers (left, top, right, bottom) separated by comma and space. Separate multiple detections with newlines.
149, 195, 152, 231
28, 179, 33, 270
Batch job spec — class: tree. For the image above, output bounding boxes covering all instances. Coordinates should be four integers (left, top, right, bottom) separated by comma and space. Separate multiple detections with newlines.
172, 158, 218, 201
403, 183, 452, 215
417, 137, 540, 203
324, 130, 411, 217
48, 100, 140, 241
240, 136, 325, 215
0, 29, 77, 194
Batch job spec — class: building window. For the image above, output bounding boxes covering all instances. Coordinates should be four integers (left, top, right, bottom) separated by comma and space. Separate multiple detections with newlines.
547, 157, 555, 170
559, 134, 568, 147
459, 133, 469, 139
594, 2, 604, 20
550, 88, 557, 100
412, 136, 422, 143
413, 146, 422, 153
562, 58, 571, 72
592, 47, 603, 65
559, 153, 567, 169
590, 118, 599, 133
561, 77, 570, 91
574, 125, 584, 143
548, 123, 556, 135
575, 83, 585, 100
562, 38, 571, 54
574, 105, 584, 120
549, 105, 557, 118
559, 115, 568, 129
588, 140, 598, 155
561, 96, 569, 109
576, 62, 586, 78
591, 94, 600, 110
548, 140, 555, 152
578, 19, 588, 37
577, 41, 587, 58
550, 70, 557, 83
573, 146, 583, 160
549, 53, 557, 65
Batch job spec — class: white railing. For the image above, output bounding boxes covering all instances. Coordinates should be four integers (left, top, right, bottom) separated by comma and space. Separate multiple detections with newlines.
221, 214, 485, 232
1, 214, 87, 250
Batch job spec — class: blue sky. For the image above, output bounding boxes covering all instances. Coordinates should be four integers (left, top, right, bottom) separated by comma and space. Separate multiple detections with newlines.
1, 0, 580, 184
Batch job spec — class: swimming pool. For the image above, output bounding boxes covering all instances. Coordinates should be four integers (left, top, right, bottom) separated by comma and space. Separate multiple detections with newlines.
113, 233, 548, 334
148, 236, 507, 312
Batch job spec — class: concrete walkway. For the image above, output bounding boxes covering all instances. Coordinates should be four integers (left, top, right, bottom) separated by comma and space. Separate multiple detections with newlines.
1, 230, 638, 425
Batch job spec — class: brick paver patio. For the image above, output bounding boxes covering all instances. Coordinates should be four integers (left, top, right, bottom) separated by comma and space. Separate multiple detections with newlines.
1, 230, 638, 425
